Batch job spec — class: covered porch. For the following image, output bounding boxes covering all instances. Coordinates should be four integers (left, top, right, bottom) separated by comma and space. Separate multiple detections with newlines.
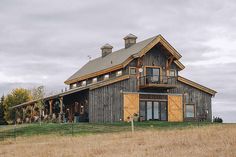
13, 87, 89, 124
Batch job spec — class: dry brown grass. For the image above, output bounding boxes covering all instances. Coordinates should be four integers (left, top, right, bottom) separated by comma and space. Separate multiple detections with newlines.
0, 124, 236, 157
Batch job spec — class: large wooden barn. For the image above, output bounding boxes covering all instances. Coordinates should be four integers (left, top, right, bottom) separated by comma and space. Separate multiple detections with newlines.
13, 34, 216, 123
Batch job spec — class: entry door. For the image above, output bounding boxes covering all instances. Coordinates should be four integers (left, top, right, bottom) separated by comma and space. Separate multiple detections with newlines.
146, 101, 160, 120
140, 101, 167, 121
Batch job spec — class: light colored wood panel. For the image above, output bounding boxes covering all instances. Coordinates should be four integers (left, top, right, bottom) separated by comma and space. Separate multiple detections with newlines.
168, 95, 183, 122
123, 93, 139, 122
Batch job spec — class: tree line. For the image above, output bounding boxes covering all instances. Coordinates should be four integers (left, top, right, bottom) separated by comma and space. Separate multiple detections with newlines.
0, 86, 44, 125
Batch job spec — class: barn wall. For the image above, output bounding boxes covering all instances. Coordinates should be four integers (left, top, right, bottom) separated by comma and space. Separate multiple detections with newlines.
89, 77, 137, 123
169, 81, 212, 121
141, 44, 179, 75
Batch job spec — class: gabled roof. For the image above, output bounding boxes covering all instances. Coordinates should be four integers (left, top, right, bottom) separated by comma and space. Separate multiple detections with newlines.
178, 76, 217, 96
65, 35, 184, 85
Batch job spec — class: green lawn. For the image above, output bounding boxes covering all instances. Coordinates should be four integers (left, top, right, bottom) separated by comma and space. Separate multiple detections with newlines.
0, 121, 213, 139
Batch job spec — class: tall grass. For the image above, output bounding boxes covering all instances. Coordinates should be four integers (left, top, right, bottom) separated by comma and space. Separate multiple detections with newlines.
0, 124, 235, 157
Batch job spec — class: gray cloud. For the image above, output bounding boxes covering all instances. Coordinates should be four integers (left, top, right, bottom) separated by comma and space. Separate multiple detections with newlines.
0, 0, 236, 122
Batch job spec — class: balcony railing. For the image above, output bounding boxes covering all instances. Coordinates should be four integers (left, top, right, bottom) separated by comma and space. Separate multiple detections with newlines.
139, 75, 177, 88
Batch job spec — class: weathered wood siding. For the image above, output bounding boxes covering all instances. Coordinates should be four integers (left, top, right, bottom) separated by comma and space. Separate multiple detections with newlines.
169, 81, 212, 121
141, 44, 179, 74
89, 77, 137, 123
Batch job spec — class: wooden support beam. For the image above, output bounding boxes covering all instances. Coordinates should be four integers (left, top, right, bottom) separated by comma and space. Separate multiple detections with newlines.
166, 56, 174, 76
49, 99, 53, 115
60, 97, 63, 113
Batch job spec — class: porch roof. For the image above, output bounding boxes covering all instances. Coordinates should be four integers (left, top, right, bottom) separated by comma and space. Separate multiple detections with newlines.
11, 75, 130, 109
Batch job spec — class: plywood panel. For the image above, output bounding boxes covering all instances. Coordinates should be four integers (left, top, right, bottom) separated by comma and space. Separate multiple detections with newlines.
123, 93, 139, 121
168, 95, 183, 122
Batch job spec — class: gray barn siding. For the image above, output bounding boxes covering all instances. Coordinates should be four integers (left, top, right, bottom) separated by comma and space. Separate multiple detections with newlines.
141, 44, 179, 74
89, 77, 137, 123
88, 44, 213, 123
169, 81, 212, 121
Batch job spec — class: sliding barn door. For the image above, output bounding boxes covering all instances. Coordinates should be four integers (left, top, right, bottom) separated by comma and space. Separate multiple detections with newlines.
123, 93, 139, 121
168, 95, 183, 122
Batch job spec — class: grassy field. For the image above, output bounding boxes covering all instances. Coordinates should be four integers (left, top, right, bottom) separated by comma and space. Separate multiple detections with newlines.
0, 121, 211, 137
0, 122, 235, 157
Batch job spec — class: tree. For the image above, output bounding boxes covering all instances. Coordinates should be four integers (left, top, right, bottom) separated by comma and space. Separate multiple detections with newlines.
0, 95, 7, 125
31, 86, 45, 124
3, 88, 31, 123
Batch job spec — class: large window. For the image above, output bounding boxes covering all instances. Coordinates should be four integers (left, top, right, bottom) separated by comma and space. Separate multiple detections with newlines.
185, 104, 195, 118
139, 101, 167, 121
146, 67, 160, 83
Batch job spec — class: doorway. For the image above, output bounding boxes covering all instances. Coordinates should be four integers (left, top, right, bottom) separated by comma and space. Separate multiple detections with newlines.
140, 101, 167, 121
146, 67, 161, 84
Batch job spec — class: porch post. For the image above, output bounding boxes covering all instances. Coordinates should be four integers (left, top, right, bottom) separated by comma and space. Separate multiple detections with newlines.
49, 99, 53, 116
59, 97, 64, 123
60, 97, 63, 113
30, 104, 34, 123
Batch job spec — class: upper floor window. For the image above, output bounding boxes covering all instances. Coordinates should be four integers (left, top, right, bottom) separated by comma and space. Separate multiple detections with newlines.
170, 69, 176, 77
104, 74, 109, 80
129, 67, 136, 75
116, 70, 122, 77
185, 104, 195, 118
81, 80, 87, 86
92, 77, 97, 83
71, 83, 77, 89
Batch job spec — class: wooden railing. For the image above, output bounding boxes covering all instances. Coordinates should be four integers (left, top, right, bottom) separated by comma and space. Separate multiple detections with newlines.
139, 75, 177, 87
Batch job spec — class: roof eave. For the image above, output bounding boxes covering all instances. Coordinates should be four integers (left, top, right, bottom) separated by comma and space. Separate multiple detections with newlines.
177, 76, 217, 96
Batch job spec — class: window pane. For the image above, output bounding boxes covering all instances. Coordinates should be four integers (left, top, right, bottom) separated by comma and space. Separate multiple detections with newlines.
140, 101, 146, 120
146, 68, 160, 82
92, 78, 97, 83
116, 70, 122, 76
147, 102, 152, 120
130, 68, 136, 75
160, 102, 167, 121
170, 70, 176, 76
186, 104, 194, 118
82, 81, 86, 86
153, 102, 159, 120
104, 74, 109, 80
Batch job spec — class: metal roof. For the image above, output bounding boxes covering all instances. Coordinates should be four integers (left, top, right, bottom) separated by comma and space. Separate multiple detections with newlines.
65, 35, 157, 83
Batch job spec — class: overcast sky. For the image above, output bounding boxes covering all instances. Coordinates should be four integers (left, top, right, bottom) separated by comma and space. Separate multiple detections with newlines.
0, 0, 236, 123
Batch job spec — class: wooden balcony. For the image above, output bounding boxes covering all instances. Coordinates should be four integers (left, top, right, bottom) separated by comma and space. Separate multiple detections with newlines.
138, 75, 177, 89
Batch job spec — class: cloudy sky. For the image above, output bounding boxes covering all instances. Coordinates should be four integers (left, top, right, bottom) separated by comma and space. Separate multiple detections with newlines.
0, 0, 236, 122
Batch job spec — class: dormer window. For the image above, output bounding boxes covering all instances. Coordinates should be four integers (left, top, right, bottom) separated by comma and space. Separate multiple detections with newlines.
116, 70, 122, 77
104, 74, 109, 80
92, 78, 97, 83
82, 80, 87, 86
72, 83, 77, 89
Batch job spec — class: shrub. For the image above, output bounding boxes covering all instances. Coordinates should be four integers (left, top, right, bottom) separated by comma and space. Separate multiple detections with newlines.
213, 116, 223, 123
